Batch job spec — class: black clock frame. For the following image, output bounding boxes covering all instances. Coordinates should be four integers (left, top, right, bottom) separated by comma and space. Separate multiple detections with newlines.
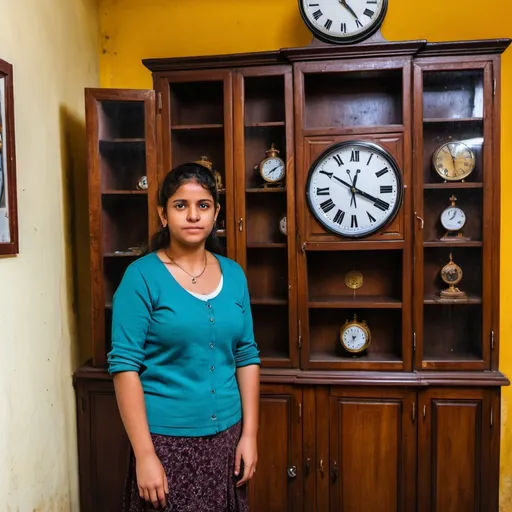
298, 0, 389, 45
305, 140, 404, 239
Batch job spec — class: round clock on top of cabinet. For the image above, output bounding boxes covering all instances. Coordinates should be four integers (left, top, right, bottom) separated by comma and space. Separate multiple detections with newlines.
298, 0, 388, 45
305, 140, 403, 238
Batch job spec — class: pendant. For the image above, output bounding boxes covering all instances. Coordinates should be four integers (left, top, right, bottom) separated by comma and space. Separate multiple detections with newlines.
192, 277, 197, 284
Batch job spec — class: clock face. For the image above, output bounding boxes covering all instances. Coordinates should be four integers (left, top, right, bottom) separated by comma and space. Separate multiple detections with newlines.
279, 215, 287, 236
441, 206, 466, 231
261, 157, 285, 183
299, 0, 388, 44
341, 325, 368, 352
433, 141, 475, 181
306, 141, 403, 238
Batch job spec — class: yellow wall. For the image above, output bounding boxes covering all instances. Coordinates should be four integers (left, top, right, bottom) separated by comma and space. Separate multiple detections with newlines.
98, 0, 512, 509
0, 0, 99, 509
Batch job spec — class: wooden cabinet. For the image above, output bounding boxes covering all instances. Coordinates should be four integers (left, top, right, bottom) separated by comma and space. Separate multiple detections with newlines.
75, 36, 511, 511
249, 384, 303, 512
326, 388, 416, 512
418, 388, 495, 512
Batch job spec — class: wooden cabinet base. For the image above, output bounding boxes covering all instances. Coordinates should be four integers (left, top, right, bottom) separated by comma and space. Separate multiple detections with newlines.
74, 364, 506, 512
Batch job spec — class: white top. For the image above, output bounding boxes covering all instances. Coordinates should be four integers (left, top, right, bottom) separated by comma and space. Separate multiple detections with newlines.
186, 275, 224, 301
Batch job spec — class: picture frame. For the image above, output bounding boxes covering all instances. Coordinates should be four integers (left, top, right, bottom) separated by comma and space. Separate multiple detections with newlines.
0, 58, 18, 255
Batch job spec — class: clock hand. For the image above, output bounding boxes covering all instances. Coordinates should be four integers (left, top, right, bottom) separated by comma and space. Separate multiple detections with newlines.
333, 175, 381, 205
338, 0, 359, 20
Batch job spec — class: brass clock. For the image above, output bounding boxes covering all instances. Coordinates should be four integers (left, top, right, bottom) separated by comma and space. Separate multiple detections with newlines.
340, 314, 371, 354
256, 144, 285, 187
439, 253, 467, 301
433, 141, 476, 182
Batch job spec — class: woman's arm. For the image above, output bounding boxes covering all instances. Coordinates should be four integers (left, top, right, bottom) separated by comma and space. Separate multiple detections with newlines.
236, 364, 260, 438
108, 265, 168, 508
113, 372, 169, 509
113, 371, 154, 458
234, 364, 260, 487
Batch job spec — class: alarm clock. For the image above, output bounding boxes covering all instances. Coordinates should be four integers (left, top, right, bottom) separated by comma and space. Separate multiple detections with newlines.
256, 144, 285, 187
339, 314, 371, 354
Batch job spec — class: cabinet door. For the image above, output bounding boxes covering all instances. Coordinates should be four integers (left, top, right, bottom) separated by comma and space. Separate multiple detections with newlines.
233, 65, 297, 369
85, 87, 157, 367
326, 387, 416, 512
249, 384, 303, 512
156, 70, 235, 259
418, 388, 493, 512
412, 60, 495, 371
75, 376, 130, 512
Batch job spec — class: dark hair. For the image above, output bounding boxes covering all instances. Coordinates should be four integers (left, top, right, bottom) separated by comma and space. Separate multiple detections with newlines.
150, 162, 223, 254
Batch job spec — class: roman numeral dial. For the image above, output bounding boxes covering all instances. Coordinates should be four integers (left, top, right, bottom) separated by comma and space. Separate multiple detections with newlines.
300, 0, 387, 44
306, 140, 403, 238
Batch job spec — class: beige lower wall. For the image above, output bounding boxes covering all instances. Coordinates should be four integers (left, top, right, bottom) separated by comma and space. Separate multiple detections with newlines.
0, 0, 99, 509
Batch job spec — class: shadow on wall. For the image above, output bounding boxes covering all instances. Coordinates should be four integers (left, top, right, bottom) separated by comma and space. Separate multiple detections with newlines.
59, 104, 92, 370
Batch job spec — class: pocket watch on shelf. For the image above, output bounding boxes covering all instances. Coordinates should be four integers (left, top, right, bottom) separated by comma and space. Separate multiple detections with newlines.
439, 253, 468, 301
440, 195, 470, 241
278, 214, 287, 236
136, 175, 148, 190
432, 140, 476, 182
254, 144, 285, 188
339, 314, 371, 355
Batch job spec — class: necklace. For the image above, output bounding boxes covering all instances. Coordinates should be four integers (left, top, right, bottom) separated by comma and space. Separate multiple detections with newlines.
165, 250, 207, 284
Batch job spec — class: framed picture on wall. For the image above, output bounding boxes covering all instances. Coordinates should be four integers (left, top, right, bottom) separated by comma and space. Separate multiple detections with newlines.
0, 58, 18, 255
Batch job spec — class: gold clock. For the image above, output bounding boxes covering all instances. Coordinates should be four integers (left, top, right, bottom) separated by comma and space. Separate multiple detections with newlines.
339, 314, 371, 354
439, 253, 467, 301
433, 141, 476, 182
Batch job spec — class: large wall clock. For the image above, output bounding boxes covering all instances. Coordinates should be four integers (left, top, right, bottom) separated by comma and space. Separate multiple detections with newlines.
305, 140, 403, 238
298, 0, 388, 45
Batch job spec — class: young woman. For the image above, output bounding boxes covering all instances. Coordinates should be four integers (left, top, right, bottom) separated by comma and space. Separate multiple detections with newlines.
108, 162, 260, 511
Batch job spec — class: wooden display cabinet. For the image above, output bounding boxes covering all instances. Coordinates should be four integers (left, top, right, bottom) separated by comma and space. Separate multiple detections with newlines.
75, 37, 511, 512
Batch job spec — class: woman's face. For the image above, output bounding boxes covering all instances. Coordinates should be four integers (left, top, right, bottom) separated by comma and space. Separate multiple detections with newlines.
158, 180, 219, 248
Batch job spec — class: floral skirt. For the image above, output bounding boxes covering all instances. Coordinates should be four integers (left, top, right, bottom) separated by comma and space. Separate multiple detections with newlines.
123, 420, 249, 512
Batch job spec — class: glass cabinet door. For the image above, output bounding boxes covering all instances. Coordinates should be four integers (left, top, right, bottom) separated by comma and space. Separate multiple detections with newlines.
233, 66, 297, 367
413, 62, 494, 370
158, 70, 235, 258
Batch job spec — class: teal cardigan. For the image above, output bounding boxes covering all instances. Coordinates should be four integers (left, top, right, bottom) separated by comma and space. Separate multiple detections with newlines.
107, 252, 260, 437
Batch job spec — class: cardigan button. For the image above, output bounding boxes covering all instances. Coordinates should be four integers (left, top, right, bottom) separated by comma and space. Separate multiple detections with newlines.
209, 317, 214, 323
209, 343, 214, 349
212, 414, 217, 420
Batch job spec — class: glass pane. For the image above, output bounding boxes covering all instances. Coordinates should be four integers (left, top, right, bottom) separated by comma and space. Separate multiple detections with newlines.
421, 69, 486, 363
423, 69, 484, 120
304, 69, 403, 129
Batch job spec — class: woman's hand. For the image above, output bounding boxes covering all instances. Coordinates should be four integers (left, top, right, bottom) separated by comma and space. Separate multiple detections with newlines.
234, 434, 258, 487
136, 451, 169, 509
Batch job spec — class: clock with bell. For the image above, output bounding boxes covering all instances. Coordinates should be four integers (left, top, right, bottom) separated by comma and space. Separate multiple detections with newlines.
255, 144, 286, 188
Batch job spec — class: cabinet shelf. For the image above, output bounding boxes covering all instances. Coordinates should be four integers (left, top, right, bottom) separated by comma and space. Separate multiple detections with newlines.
103, 252, 142, 258
308, 296, 402, 309
310, 351, 402, 365
247, 242, 287, 249
245, 121, 285, 128
423, 117, 483, 124
246, 187, 286, 194
423, 241, 482, 247
102, 190, 148, 195
251, 298, 288, 306
171, 123, 223, 131
424, 295, 482, 305
100, 138, 145, 143
423, 183, 483, 189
